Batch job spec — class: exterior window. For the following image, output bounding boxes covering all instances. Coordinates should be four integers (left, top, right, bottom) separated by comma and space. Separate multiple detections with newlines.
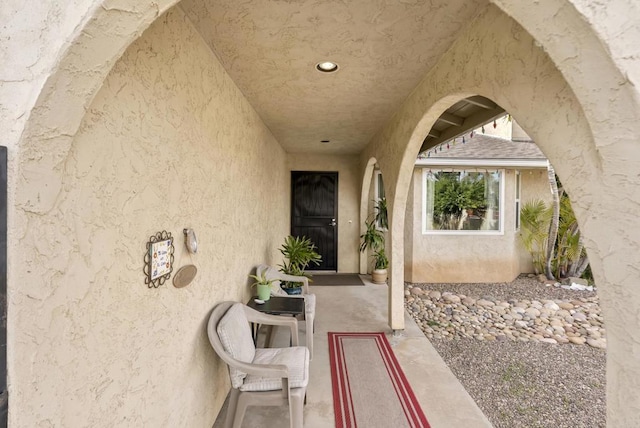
515, 170, 521, 230
375, 170, 385, 200
374, 170, 386, 229
423, 169, 503, 234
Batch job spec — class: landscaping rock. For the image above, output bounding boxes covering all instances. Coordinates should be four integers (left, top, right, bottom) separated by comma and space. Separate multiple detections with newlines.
442, 293, 461, 303
562, 277, 589, 286
587, 338, 607, 349
404, 283, 604, 348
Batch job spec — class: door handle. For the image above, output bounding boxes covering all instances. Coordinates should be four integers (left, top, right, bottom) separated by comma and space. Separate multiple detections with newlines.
330, 218, 336, 227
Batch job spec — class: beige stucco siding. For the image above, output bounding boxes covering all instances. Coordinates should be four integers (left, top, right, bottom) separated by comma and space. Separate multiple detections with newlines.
10, 9, 288, 427
287, 154, 360, 273
516, 168, 554, 272
2, 0, 640, 425
404, 167, 550, 283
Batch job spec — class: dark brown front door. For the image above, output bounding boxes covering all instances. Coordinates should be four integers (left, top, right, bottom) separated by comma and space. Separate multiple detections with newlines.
291, 171, 338, 271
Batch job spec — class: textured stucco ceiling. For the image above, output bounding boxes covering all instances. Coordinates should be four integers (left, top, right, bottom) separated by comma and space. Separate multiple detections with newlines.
181, 0, 487, 154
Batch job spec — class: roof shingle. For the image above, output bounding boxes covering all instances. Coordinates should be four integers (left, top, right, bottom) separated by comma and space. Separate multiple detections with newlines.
420, 134, 546, 160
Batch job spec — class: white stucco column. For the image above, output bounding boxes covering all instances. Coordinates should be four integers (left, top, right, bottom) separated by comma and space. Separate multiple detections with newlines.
388, 195, 407, 331
490, 1, 640, 424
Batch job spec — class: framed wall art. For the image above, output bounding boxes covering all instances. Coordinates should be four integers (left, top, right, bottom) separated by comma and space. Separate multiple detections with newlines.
144, 230, 175, 288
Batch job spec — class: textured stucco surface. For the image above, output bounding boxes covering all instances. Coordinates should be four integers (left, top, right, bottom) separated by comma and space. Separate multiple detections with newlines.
447, 2, 640, 423
9, 8, 288, 427
287, 154, 360, 273
180, 0, 487, 155
358, 158, 378, 274
405, 168, 549, 283
2, 0, 640, 426
360, 3, 640, 425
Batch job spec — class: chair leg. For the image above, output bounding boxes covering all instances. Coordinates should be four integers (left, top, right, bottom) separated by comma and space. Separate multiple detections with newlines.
306, 316, 314, 361
224, 389, 240, 428
289, 388, 306, 428
263, 324, 274, 348
233, 392, 251, 428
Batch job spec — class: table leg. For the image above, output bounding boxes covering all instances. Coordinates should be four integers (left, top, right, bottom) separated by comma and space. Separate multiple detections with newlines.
251, 322, 259, 345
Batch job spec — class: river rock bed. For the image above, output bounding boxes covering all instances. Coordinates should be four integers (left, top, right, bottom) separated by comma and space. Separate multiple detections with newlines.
406, 275, 605, 428
405, 279, 605, 348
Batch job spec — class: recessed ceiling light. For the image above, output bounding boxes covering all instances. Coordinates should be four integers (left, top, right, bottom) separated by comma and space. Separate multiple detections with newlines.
321, 140, 330, 144
316, 61, 339, 73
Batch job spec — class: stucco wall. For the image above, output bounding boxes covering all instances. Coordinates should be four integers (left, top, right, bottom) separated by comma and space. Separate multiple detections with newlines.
9, 8, 288, 427
405, 167, 549, 283
2, 0, 640, 426
359, 3, 640, 424
287, 154, 360, 273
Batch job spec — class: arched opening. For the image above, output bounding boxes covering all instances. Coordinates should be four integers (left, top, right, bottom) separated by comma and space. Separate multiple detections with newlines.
10, 3, 291, 426
405, 103, 605, 424
361, 4, 640, 425
359, 158, 378, 274
9, 0, 640, 426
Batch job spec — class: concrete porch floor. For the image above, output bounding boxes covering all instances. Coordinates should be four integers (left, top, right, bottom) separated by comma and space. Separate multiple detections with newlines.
213, 276, 493, 428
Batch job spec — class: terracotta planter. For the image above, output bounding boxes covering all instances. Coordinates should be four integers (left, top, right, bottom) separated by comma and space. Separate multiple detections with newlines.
371, 268, 388, 284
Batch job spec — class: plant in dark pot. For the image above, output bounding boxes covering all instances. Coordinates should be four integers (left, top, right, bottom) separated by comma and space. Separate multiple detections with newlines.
278, 235, 322, 295
360, 198, 389, 284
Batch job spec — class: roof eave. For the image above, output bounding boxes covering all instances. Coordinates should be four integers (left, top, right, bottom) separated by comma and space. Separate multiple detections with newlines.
415, 158, 549, 168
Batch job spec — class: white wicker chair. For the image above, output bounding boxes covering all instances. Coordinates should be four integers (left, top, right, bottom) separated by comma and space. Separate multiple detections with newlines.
256, 264, 316, 360
207, 301, 309, 428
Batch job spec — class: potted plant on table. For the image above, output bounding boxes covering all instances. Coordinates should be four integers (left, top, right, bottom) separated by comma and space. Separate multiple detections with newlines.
249, 272, 275, 301
278, 235, 322, 295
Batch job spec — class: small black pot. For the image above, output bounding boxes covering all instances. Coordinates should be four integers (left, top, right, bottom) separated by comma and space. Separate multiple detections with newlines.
282, 286, 303, 295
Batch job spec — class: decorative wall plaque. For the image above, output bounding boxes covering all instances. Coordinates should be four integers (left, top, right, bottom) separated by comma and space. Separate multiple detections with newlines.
144, 230, 175, 288
173, 264, 197, 288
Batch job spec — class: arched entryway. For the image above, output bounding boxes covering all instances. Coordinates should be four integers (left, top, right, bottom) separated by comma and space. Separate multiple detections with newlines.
359, 157, 378, 274
8, 0, 640, 426
9, 2, 293, 426
359, 5, 640, 426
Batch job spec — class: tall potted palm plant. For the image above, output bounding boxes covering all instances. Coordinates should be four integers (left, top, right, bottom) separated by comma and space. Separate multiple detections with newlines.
360, 198, 389, 283
278, 235, 322, 294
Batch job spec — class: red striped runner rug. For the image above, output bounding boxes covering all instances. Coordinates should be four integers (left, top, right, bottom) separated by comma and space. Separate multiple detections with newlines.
328, 332, 430, 428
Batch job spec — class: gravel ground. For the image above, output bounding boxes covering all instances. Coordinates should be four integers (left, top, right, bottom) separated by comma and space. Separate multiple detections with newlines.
409, 275, 606, 428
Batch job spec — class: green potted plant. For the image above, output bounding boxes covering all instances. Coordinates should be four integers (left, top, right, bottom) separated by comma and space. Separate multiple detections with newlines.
372, 248, 389, 283
278, 235, 322, 294
360, 198, 389, 284
249, 272, 275, 301
359, 220, 384, 253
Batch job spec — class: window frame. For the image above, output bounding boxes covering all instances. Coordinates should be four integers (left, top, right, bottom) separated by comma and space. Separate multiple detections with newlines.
515, 170, 521, 231
421, 168, 505, 235
374, 170, 386, 230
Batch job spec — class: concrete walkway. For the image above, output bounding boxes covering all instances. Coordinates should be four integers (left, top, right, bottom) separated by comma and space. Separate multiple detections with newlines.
213, 276, 492, 427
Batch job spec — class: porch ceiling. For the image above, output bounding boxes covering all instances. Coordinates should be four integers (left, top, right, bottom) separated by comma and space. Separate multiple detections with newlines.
180, 0, 488, 155
420, 96, 506, 154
